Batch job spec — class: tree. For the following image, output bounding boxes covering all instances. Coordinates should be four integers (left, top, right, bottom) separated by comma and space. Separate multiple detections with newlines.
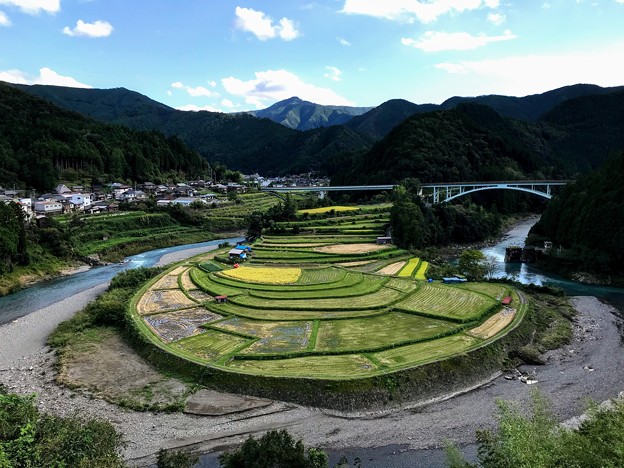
458, 250, 486, 281
218, 430, 328, 468
156, 448, 199, 468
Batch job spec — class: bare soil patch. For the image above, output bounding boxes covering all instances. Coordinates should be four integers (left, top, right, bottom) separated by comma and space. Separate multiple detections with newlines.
314, 243, 391, 254
151, 273, 183, 290
57, 329, 189, 410
180, 269, 196, 290
378, 261, 407, 275
467, 308, 515, 339
334, 260, 376, 267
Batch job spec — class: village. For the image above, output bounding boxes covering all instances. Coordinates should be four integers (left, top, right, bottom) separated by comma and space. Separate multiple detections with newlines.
0, 173, 330, 221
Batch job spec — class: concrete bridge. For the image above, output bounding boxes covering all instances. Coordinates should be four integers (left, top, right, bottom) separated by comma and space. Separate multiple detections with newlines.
261, 180, 569, 203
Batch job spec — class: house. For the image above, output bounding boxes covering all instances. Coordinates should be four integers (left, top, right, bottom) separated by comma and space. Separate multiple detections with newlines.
501, 296, 512, 306
235, 244, 253, 253
118, 190, 147, 202
376, 236, 392, 244
215, 295, 228, 304
34, 201, 63, 215
442, 277, 468, 284
55, 184, 72, 195
69, 193, 92, 208
228, 248, 247, 260
171, 197, 205, 207
200, 192, 218, 201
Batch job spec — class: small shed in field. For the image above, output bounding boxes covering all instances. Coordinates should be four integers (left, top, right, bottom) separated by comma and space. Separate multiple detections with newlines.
228, 248, 247, 260
215, 295, 228, 303
376, 236, 392, 244
501, 296, 512, 306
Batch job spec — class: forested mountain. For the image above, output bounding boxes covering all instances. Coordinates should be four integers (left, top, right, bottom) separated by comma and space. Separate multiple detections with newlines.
0, 83, 209, 191
344, 99, 438, 141
439, 84, 623, 121
332, 90, 624, 186
11, 83, 370, 174
247, 96, 372, 131
10, 82, 624, 178
529, 151, 624, 275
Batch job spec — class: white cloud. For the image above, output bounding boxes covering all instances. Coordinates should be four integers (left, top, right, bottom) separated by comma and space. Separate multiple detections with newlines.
176, 104, 223, 112
432, 44, 624, 98
341, 0, 496, 23
220, 98, 235, 108
0, 67, 91, 88
402, 30, 516, 52
0, 10, 10, 25
166, 90, 172, 96
324, 66, 342, 82
0, 0, 59, 14
170, 81, 218, 97
487, 12, 505, 25
62, 19, 113, 37
337, 36, 351, 46
234, 6, 300, 41
222, 69, 354, 108
208, 80, 217, 87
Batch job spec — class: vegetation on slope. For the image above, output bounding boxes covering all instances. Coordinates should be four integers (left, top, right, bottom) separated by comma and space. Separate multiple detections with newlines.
528, 151, 624, 276
0, 83, 209, 191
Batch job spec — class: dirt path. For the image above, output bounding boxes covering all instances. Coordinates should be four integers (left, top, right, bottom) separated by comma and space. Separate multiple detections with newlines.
2, 288, 623, 467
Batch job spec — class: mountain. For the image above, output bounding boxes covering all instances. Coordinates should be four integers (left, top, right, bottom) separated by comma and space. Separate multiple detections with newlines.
344, 99, 438, 141
0, 83, 209, 191
247, 96, 372, 131
10, 83, 370, 175
331, 90, 624, 186
440, 84, 624, 122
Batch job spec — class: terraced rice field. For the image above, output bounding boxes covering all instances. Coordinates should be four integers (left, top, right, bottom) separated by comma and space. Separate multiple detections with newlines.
130, 254, 524, 380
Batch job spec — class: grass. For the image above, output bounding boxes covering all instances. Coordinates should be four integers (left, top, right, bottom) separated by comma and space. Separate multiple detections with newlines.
314, 312, 462, 352
229, 286, 403, 311
205, 302, 388, 321
227, 354, 377, 378
170, 330, 250, 362
415, 261, 429, 280
372, 334, 481, 370
394, 283, 497, 322
297, 206, 360, 215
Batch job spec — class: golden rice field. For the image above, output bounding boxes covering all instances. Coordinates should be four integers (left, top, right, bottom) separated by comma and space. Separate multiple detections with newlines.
221, 266, 302, 284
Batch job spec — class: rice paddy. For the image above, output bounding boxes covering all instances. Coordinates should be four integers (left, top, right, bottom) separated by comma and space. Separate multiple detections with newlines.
129, 204, 526, 383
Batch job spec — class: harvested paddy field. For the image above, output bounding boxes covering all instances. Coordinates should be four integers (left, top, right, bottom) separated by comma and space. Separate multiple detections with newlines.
130, 262, 525, 382
313, 243, 391, 254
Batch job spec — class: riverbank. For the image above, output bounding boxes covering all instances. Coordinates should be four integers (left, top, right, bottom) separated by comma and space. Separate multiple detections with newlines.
1, 293, 622, 467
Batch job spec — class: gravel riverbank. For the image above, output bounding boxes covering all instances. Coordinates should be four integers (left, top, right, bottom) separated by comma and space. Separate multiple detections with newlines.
1, 281, 623, 467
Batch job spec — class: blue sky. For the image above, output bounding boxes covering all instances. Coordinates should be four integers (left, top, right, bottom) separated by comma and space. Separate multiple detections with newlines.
1, 0, 623, 111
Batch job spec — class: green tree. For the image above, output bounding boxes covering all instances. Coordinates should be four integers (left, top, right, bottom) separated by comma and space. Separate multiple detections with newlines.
219, 430, 328, 468
458, 250, 486, 281
157, 448, 199, 468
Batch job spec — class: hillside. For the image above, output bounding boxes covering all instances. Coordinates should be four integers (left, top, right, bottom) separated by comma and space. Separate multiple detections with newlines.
344, 99, 438, 141
247, 96, 372, 131
440, 84, 624, 121
529, 151, 624, 275
11, 83, 370, 174
332, 90, 624, 186
0, 83, 208, 191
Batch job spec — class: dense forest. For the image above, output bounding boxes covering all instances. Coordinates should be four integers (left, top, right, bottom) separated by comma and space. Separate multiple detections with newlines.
13, 83, 624, 178
0, 83, 210, 191
390, 180, 501, 250
9, 83, 370, 175
529, 151, 624, 275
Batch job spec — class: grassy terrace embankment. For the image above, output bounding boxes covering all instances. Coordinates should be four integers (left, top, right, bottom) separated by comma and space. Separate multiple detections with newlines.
126, 205, 530, 408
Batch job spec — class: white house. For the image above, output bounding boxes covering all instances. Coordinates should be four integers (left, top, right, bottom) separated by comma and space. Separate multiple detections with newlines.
69, 193, 92, 208
34, 201, 63, 215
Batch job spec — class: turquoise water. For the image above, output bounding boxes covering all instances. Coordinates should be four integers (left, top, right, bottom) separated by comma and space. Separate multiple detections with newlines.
0, 236, 244, 325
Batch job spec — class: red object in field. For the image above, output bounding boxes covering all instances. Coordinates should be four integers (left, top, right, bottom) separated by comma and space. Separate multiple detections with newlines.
215, 295, 228, 303
501, 296, 512, 305
234, 263, 240, 268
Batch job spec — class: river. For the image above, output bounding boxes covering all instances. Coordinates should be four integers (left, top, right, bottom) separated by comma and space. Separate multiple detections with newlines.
1, 222, 623, 468
0, 237, 244, 326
